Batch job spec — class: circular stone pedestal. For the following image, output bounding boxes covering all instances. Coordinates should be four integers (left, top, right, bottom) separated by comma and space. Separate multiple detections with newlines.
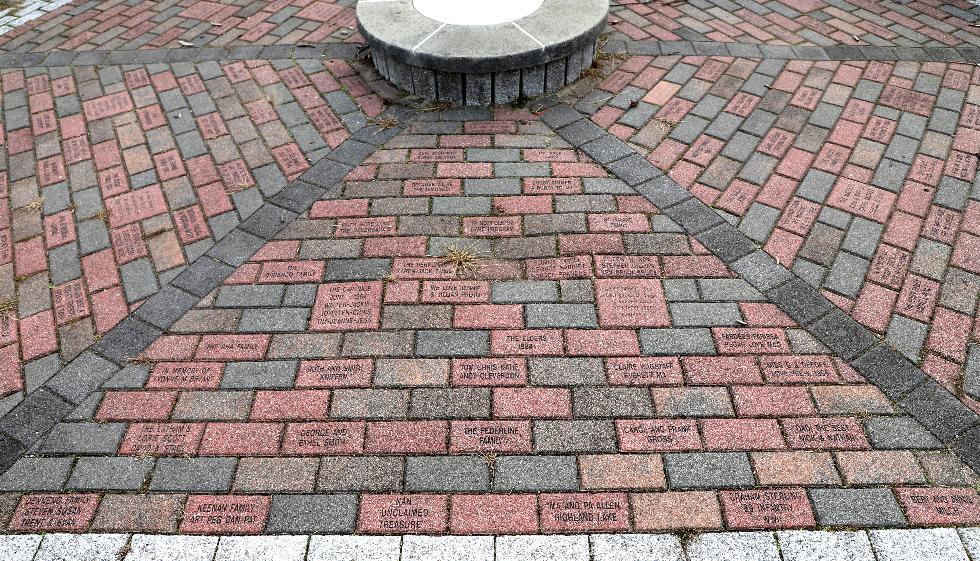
356, 0, 609, 106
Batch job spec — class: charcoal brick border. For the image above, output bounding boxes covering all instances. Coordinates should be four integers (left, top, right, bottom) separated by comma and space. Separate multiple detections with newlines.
538, 101, 980, 475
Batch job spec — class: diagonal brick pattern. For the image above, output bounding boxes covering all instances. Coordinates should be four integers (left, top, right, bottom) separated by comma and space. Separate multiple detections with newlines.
577, 53, 980, 415
0, 0, 360, 53
0, 57, 380, 415
2, 122, 977, 535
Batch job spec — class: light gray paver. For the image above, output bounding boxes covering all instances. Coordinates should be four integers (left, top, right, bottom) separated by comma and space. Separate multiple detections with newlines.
495, 535, 590, 561
124, 535, 220, 561
35, 534, 130, 561
0, 535, 41, 561
214, 536, 310, 561
777, 531, 875, 561
869, 529, 969, 561
590, 534, 685, 561
307, 536, 402, 561
403, 536, 494, 561
685, 532, 780, 561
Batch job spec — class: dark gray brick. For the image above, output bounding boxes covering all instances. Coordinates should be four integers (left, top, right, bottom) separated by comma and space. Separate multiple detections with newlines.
899, 379, 978, 444
493, 455, 579, 491
528, 357, 605, 385
45, 351, 118, 405
409, 388, 490, 418
864, 416, 941, 450
809, 488, 906, 527
573, 387, 654, 418
664, 452, 754, 489
0, 457, 71, 491
534, 420, 616, 453
850, 344, 926, 401
0, 389, 73, 447
67, 457, 153, 491
808, 309, 877, 361
41, 422, 126, 455
766, 278, 833, 325
405, 456, 489, 491
318, 457, 404, 491
267, 494, 357, 533
416, 330, 490, 357
150, 458, 236, 492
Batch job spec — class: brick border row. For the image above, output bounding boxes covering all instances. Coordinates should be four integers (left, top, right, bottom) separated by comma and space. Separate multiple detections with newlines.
0, 36, 977, 71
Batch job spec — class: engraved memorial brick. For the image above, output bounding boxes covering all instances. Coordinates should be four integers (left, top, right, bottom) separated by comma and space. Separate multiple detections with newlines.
257, 261, 325, 284
83, 91, 133, 121
119, 422, 205, 455
450, 358, 527, 386
180, 495, 270, 534
10, 494, 99, 531
524, 177, 581, 194
147, 362, 223, 389
404, 178, 461, 196
540, 493, 630, 532
450, 420, 532, 453
310, 281, 383, 331
527, 256, 592, 280
719, 489, 815, 529
335, 217, 397, 238
462, 216, 521, 237
391, 258, 457, 279
595, 279, 669, 327
52, 279, 89, 324
594, 255, 661, 278
616, 419, 700, 451
606, 357, 682, 385
282, 421, 366, 455
296, 359, 374, 387
712, 328, 790, 354
826, 179, 895, 223
896, 488, 980, 525
358, 494, 448, 534
421, 280, 489, 303
491, 330, 563, 355
782, 417, 869, 450
106, 185, 168, 228
759, 355, 838, 383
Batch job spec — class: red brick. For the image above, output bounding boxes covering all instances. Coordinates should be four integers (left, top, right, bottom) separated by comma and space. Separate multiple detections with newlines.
732, 386, 815, 416
493, 387, 570, 418
450, 420, 532, 453
682, 356, 762, 384
540, 493, 630, 532
896, 487, 980, 526
559, 234, 625, 255
365, 421, 448, 453
257, 261, 325, 284
836, 451, 925, 484
281, 421, 366, 455
453, 304, 523, 329
491, 329, 562, 355
52, 279, 90, 325
588, 213, 650, 233
632, 492, 722, 531
198, 422, 283, 455
712, 327, 791, 354
295, 359, 373, 388
606, 357, 682, 385
119, 422, 205, 456
595, 279, 668, 327
492, 195, 552, 214
565, 329, 640, 356
82, 249, 119, 292
617, 419, 700, 451
720, 488, 815, 530
91, 287, 129, 333
451, 494, 537, 534
759, 355, 840, 383
10, 494, 99, 531
451, 358, 527, 386
252, 240, 300, 261
250, 390, 331, 420
180, 495, 270, 534
195, 334, 270, 360
43, 210, 76, 248
553, 163, 606, 177
702, 418, 785, 450
782, 417, 870, 450
358, 494, 447, 534
20, 310, 56, 361
594, 255, 661, 278
14, 236, 46, 277
96, 391, 177, 421
526, 256, 592, 280
310, 281, 383, 331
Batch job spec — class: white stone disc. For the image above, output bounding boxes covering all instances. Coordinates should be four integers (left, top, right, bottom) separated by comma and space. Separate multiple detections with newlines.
413, 0, 545, 26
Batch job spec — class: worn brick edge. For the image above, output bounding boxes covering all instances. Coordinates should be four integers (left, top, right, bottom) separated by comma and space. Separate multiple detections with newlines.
0, 98, 409, 475
0, 42, 364, 68
534, 100, 980, 474
606, 37, 980, 63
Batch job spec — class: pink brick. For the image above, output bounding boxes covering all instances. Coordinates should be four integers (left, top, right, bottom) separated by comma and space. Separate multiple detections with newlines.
451, 495, 538, 534
595, 279, 669, 327
358, 494, 447, 534
421, 280, 489, 303
760, 355, 840, 383
617, 419, 700, 451
783, 417, 870, 450
559, 234, 625, 255
310, 198, 369, 218
540, 493, 630, 532
588, 213, 650, 233
552, 163, 606, 177
310, 281, 382, 331
20, 310, 56, 361
252, 240, 300, 261
896, 487, 980, 526
365, 421, 448, 453
661, 255, 730, 277
198, 422, 283, 456
119, 422, 205, 456
143, 335, 199, 361
195, 334, 270, 360
682, 356, 762, 384
96, 391, 177, 421
712, 328, 791, 354
493, 195, 552, 214
491, 329, 562, 355
702, 418, 785, 450
14, 236, 46, 277
363, 237, 427, 257
250, 390, 331, 420
281, 421, 366, 455
450, 420, 532, 453
895, 275, 939, 322
565, 329, 640, 356
451, 358, 527, 386
181, 495, 270, 534
10, 494, 100, 531
720, 489, 815, 530
928, 308, 971, 360
493, 387, 570, 418
462, 216, 522, 237
732, 386, 816, 416
739, 303, 794, 327
454, 305, 523, 329
526, 256, 592, 280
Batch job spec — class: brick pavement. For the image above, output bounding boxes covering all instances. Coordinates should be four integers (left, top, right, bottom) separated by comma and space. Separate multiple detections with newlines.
0, 0, 976, 543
